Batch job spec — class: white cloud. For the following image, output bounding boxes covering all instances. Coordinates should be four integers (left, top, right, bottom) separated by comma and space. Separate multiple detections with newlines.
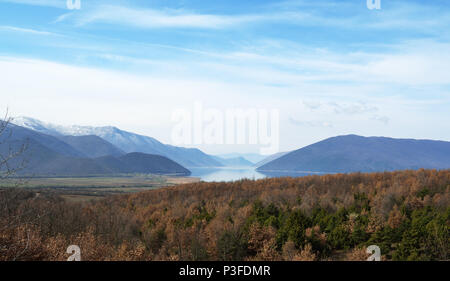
2, 55, 449, 154
0, 56, 282, 139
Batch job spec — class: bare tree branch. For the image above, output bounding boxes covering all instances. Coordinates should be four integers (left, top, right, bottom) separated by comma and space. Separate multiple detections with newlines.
0, 110, 29, 180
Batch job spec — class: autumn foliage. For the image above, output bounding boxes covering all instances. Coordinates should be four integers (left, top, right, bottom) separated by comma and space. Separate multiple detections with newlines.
1, 169, 449, 261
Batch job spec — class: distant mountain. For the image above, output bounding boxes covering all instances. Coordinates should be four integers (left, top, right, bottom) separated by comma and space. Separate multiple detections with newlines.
254, 151, 290, 167
257, 135, 450, 173
57, 135, 125, 158
12, 117, 223, 168
213, 156, 254, 167
116, 153, 190, 174
0, 124, 190, 176
218, 153, 266, 164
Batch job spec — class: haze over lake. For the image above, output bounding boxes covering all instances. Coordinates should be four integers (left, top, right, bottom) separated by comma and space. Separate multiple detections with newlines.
189, 167, 325, 182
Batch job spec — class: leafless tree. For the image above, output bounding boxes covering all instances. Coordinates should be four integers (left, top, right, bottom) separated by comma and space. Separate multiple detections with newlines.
0, 110, 34, 261
0, 109, 28, 180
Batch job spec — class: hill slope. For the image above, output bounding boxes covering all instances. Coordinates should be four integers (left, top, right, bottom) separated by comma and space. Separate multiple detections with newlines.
254, 151, 290, 168
257, 134, 450, 173
1, 124, 85, 158
95, 153, 191, 175
57, 135, 125, 158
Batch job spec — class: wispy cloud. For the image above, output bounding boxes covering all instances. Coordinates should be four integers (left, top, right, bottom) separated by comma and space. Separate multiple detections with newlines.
61, 5, 268, 29
0, 0, 66, 8
300, 100, 384, 121
0, 25, 60, 36
269, 0, 354, 9
3, 0, 449, 34
302, 100, 322, 110
371, 115, 390, 125
289, 117, 333, 128
76, 38, 450, 89
51, 2, 449, 32
329, 101, 378, 115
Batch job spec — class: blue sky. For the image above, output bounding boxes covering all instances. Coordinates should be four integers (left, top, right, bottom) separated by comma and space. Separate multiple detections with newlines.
1, 0, 450, 154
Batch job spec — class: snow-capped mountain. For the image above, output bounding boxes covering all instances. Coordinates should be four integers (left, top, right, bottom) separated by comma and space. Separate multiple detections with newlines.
13, 116, 121, 137
12, 117, 222, 168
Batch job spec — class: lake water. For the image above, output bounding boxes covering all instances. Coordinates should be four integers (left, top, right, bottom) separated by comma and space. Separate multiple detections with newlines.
189, 167, 325, 182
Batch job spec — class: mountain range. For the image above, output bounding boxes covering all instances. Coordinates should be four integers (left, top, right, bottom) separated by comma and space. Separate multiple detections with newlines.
0, 124, 190, 176
257, 134, 450, 173
8, 117, 450, 177
13, 117, 222, 168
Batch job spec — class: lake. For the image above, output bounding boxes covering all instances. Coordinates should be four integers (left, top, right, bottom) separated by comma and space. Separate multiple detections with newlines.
189, 167, 326, 182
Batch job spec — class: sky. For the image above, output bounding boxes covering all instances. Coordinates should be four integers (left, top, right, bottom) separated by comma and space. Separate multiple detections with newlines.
0, 0, 449, 155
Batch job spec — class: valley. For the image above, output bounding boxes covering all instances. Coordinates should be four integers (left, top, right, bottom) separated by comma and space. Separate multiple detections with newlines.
0, 175, 199, 202
2, 0, 449, 268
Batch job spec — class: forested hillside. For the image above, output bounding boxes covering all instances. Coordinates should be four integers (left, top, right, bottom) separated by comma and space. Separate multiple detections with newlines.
1, 169, 448, 261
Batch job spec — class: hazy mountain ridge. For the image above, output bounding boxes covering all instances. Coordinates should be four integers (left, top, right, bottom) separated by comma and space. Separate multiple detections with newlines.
254, 151, 290, 168
217, 153, 266, 164
257, 134, 450, 173
213, 156, 254, 167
